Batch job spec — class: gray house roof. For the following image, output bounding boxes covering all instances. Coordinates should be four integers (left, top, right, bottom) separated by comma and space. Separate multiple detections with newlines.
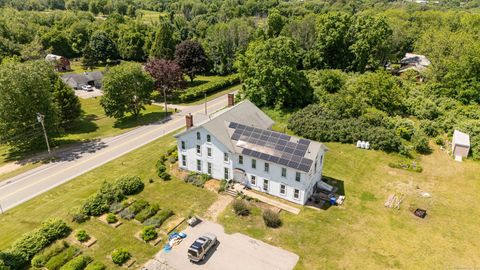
60, 71, 103, 86
176, 100, 326, 173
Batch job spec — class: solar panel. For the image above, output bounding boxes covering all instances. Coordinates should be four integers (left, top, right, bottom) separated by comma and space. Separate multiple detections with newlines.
242, 148, 252, 155
278, 158, 289, 166
298, 164, 310, 172
294, 149, 305, 157
229, 122, 238, 129
269, 156, 279, 163
284, 147, 295, 154
245, 126, 254, 132
298, 138, 310, 145
288, 161, 299, 168
251, 132, 260, 139
260, 153, 270, 160
277, 139, 287, 146
232, 133, 240, 140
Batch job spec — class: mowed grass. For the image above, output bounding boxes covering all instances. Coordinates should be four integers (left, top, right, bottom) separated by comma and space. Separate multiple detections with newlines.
138, 10, 168, 24
219, 142, 480, 270
0, 134, 218, 268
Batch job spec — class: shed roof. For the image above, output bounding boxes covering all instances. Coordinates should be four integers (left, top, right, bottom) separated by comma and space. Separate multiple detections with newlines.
453, 129, 470, 147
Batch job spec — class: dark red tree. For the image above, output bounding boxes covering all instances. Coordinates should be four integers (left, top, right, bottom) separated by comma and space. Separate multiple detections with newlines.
174, 40, 208, 82
144, 58, 185, 114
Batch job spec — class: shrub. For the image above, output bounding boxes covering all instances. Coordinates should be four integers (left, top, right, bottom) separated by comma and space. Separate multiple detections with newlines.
111, 249, 131, 265
135, 204, 159, 223
82, 182, 125, 216
120, 200, 149, 220
184, 173, 209, 187
143, 209, 173, 228
156, 161, 171, 180
232, 199, 250, 216
141, 226, 157, 242
75, 230, 89, 242
106, 213, 118, 224
218, 180, 228, 193
435, 136, 445, 146
114, 176, 144, 195
1, 219, 70, 269
388, 161, 423, 173
44, 246, 79, 270
179, 74, 240, 102
119, 208, 135, 220
84, 262, 105, 270
70, 211, 89, 224
262, 209, 282, 228
31, 241, 68, 268
59, 255, 92, 270
412, 132, 431, 154
109, 202, 125, 214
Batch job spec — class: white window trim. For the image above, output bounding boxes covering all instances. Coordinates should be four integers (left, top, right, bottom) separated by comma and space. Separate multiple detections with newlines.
196, 160, 202, 172
295, 172, 301, 182
181, 155, 186, 167
280, 184, 286, 196
196, 145, 201, 155
250, 175, 256, 186
224, 152, 229, 163
281, 167, 287, 178
207, 147, 212, 158
293, 189, 300, 200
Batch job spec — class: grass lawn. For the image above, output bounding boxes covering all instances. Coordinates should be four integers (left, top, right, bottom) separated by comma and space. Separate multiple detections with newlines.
174, 75, 241, 106
219, 142, 480, 269
0, 133, 218, 269
61, 60, 107, 74
138, 10, 168, 24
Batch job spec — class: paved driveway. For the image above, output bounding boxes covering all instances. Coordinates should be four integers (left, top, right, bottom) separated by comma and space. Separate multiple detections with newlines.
74, 88, 102, 99
155, 221, 298, 270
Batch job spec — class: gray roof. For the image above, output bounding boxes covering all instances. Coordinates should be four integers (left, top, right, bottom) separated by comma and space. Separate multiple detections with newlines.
176, 100, 326, 172
453, 129, 470, 147
176, 100, 274, 152
60, 71, 103, 85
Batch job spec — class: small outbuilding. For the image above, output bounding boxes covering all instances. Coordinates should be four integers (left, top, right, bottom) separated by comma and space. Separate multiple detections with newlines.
452, 130, 470, 162
45, 54, 71, 72
398, 53, 431, 73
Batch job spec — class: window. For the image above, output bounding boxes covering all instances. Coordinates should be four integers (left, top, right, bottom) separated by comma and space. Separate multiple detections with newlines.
280, 184, 286, 195
181, 141, 185, 150
239, 155, 243, 165
197, 160, 202, 172
196, 145, 201, 154
264, 162, 269, 173
263, 179, 269, 192
207, 162, 212, 174
224, 167, 229, 179
224, 152, 228, 162
281, 167, 287, 177
207, 134, 211, 142
294, 189, 299, 199
252, 159, 256, 169
320, 155, 323, 165
295, 172, 301, 182
207, 147, 212, 157
181, 155, 186, 166
250, 175, 256, 185
315, 158, 318, 173
196, 132, 201, 140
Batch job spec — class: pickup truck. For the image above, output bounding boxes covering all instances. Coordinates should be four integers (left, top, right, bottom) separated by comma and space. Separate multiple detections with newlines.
187, 233, 217, 262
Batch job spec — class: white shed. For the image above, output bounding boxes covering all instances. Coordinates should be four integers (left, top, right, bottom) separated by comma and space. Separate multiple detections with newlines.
452, 130, 470, 162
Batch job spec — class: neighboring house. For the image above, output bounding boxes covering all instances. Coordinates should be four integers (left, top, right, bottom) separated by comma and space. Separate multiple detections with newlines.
398, 53, 431, 73
60, 71, 103, 89
175, 95, 328, 205
45, 54, 71, 72
452, 129, 470, 162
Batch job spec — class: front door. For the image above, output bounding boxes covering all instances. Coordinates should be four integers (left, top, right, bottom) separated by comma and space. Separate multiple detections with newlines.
233, 169, 246, 184
263, 179, 269, 192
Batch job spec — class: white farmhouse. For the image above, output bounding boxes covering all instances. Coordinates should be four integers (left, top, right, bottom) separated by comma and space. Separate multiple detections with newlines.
174, 95, 328, 205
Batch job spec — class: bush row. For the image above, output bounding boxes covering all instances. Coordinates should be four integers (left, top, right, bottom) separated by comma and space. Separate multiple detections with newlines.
0, 219, 70, 269
59, 255, 92, 270
388, 162, 423, 173
84, 262, 105, 270
80, 176, 144, 217
143, 209, 174, 228
178, 74, 240, 102
184, 173, 210, 188
119, 199, 149, 220
44, 246, 79, 270
135, 204, 160, 223
31, 241, 69, 269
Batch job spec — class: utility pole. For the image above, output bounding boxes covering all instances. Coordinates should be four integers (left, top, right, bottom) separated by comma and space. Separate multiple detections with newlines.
163, 87, 168, 116
204, 91, 207, 115
36, 112, 51, 154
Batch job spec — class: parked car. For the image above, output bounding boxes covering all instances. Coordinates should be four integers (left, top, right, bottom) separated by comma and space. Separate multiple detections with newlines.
187, 233, 217, 262
81, 85, 93, 91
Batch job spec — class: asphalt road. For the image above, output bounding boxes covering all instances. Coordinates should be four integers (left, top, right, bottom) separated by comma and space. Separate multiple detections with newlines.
0, 93, 232, 212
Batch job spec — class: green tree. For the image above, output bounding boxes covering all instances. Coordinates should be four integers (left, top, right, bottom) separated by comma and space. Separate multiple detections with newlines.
50, 76, 81, 128
41, 29, 75, 58
83, 31, 118, 65
266, 9, 284, 38
0, 61, 59, 150
282, 14, 317, 68
100, 62, 154, 119
203, 18, 255, 75
117, 23, 149, 61
236, 36, 313, 108
149, 21, 175, 59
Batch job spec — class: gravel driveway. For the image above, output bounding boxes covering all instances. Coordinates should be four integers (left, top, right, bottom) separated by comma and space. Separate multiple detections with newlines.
152, 220, 298, 270
74, 88, 102, 99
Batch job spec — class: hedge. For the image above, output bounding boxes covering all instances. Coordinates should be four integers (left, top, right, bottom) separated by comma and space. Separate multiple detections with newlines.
178, 74, 240, 102
143, 209, 173, 228
114, 176, 144, 195
81, 182, 125, 216
0, 219, 70, 269
84, 262, 105, 270
119, 199, 149, 220
59, 255, 92, 270
44, 246, 79, 270
135, 204, 159, 223
31, 241, 69, 268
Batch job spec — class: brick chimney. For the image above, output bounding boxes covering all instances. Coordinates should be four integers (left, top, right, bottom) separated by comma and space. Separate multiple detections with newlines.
227, 93, 235, 107
185, 113, 193, 129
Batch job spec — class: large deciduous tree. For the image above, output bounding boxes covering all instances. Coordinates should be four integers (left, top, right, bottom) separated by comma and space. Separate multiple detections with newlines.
236, 36, 313, 108
203, 18, 255, 75
266, 9, 285, 38
0, 61, 59, 150
144, 58, 185, 113
82, 31, 118, 67
174, 40, 208, 82
100, 62, 154, 119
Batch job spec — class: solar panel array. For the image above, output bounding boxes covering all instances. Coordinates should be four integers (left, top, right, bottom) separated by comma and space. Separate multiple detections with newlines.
229, 122, 313, 172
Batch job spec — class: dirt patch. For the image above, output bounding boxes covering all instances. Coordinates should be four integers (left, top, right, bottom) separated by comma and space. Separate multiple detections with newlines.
204, 195, 234, 221
204, 179, 220, 192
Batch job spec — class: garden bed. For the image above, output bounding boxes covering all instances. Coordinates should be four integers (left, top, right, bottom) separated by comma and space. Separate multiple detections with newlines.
98, 213, 123, 228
